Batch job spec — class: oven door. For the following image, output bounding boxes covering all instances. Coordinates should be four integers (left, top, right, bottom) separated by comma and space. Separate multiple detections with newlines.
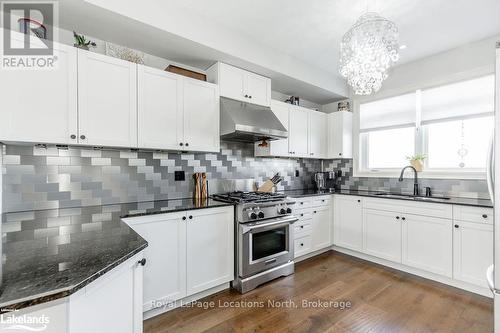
239, 216, 297, 278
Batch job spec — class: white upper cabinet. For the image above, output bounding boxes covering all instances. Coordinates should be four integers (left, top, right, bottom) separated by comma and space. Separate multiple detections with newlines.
138, 66, 183, 150
245, 71, 271, 107
183, 79, 220, 152
0, 40, 78, 144
137, 66, 220, 152
289, 106, 309, 157
78, 49, 137, 148
328, 111, 353, 159
207, 62, 271, 107
308, 110, 328, 158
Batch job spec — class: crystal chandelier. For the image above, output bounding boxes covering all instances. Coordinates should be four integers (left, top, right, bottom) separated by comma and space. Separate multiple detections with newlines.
339, 12, 400, 95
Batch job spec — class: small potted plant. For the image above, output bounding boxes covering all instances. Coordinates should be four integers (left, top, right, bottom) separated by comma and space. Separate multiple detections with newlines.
73, 31, 97, 50
406, 154, 426, 172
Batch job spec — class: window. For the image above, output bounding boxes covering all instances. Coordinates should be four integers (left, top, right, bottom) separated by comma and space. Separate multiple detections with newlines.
358, 75, 494, 177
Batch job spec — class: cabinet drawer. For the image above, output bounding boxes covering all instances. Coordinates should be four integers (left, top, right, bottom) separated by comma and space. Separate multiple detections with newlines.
294, 197, 312, 209
294, 219, 312, 234
363, 197, 404, 213
295, 210, 312, 221
294, 234, 312, 257
312, 196, 331, 207
453, 205, 493, 224
363, 197, 452, 219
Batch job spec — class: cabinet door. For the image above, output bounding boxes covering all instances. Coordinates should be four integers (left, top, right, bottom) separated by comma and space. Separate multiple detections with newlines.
453, 221, 493, 287
77, 49, 137, 147
333, 196, 363, 251
218, 63, 245, 102
328, 111, 352, 159
269, 100, 290, 156
245, 72, 271, 107
183, 79, 220, 152
137, 65, 183, 150
311, 206, 331, 250
125, 213, 187, 311
288, 107, 309, 157
308, 110, 327, 158
186, 207, 234, 295
69, 253, 144, 333
0, 41, 77, 144
363, 209, 402, 263
402, 214, 452, 277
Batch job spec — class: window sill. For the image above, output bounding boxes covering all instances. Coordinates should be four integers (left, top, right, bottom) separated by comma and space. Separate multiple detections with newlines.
354, 170, 486, 180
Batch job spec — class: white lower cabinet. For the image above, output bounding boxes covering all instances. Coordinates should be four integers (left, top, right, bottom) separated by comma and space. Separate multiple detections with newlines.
186, 208, 234, 295
69, 253, 144, 333
453, 221, 493, 287
124, 206, 234, 313
402, 214, 453, 277
333, 194, 492, 294
363, 209, 402, 263
125, 212, 186, 311
333, 195, 363, 251
1, 254, 145, 333
293, 196, 332, 258
311, 206, 331, 250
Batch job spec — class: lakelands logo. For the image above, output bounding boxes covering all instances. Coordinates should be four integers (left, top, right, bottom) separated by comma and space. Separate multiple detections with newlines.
0, 309, 49, 331
1, 1, 59, 70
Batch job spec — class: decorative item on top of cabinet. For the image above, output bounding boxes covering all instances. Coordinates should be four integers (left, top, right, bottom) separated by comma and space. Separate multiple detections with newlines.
166, 65, 206, 81
105, 42, 145, 64
73, 31, 96, 50
206, 62, 271, 107
327, 110, 353, 158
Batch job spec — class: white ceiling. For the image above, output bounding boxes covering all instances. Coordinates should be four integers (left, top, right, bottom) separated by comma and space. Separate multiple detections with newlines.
170, 0, 500, 75
58, 0, 500, 104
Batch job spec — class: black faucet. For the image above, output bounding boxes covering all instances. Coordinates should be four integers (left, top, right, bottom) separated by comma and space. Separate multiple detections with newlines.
399, 166, 419, 196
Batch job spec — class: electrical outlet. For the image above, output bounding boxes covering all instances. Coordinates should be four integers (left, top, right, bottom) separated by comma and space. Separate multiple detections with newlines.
295, 170, 300, 177
336, 170, 342, 178
174, 171, 185, 181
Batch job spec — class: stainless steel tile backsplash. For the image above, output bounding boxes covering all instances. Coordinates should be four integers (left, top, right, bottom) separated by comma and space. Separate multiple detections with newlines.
2, 144, 489, 213
323, 159, 490, 199
2, 142, 320, 212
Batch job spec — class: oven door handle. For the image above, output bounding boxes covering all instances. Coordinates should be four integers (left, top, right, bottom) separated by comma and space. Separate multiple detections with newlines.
241, 216, 298, 234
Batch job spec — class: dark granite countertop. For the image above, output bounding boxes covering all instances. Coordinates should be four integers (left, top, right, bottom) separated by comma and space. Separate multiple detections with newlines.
0, 198, 234, 311
282, 189, 493, 208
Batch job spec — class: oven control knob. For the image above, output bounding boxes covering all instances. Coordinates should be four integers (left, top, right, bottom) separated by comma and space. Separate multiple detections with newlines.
286, 208, 292, 214
249, 212, 257, 220
279, 208, 286, 215
258, 211, 265, 219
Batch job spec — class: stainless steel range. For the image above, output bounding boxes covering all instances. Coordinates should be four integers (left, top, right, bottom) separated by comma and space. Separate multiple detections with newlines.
212, 191, 297, 293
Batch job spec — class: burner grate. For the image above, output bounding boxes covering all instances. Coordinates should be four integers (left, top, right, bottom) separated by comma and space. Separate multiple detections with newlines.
212, 191, 286, 204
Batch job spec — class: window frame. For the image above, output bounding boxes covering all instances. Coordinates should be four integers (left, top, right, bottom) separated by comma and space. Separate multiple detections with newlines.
353, 74, 494, 180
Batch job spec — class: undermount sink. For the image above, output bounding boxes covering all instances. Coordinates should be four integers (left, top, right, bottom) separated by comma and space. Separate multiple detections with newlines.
373, 193, 451, 201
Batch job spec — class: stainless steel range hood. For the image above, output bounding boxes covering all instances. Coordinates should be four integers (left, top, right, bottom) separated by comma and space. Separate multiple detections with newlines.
220, 97, 287, 142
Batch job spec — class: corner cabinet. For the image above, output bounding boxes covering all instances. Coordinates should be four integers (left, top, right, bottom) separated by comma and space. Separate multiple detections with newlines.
207, 62, 271, 107
327, 111, 352, 159
138, 66, 220, 152
77, 49, 138, 148
124, 206, 234, 314
0, 40, 78, 145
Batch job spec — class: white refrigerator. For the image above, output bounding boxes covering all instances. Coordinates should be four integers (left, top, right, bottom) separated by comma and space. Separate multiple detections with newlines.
487, 41, 500, 332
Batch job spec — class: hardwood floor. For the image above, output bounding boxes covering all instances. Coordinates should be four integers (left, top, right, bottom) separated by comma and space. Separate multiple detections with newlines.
144, 250, 493, 333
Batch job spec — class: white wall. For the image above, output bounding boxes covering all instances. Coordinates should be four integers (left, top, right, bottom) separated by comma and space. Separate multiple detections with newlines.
354, 34, 500, 103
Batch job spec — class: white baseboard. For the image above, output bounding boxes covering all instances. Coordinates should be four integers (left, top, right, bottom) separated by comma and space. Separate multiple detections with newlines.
143, 283, 230, 320
332, 246, 492, 298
